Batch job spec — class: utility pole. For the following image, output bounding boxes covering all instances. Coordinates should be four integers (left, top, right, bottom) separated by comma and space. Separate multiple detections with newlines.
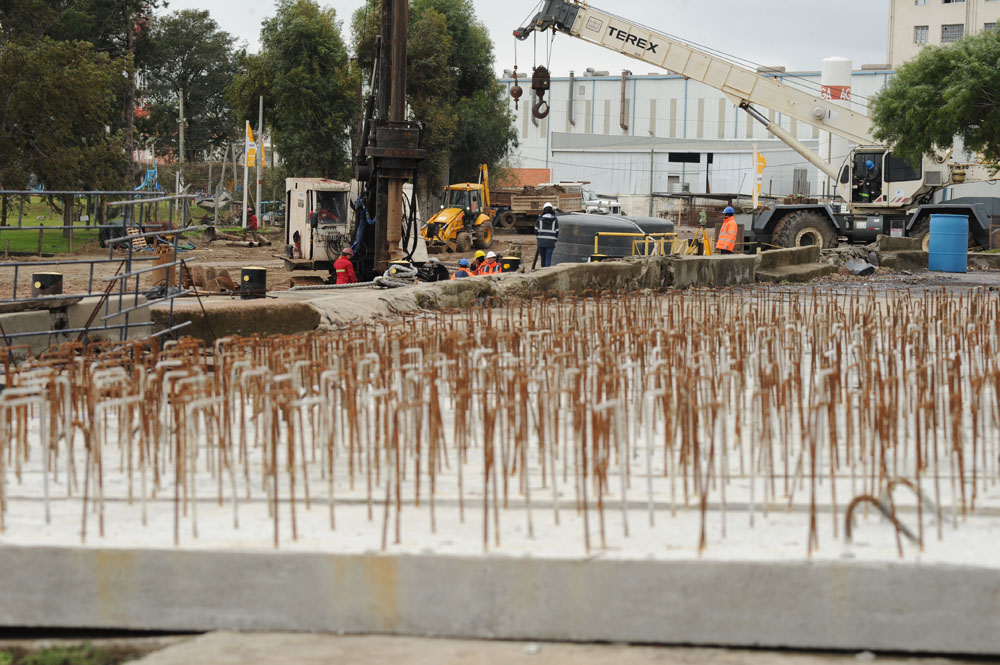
648, 131, 655, 217
256, 96, 264, 224
178, 87, 186, 164
242, 121, 250, 229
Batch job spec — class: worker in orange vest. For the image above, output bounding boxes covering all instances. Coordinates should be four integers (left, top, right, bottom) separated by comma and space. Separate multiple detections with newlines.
334, 247, 358, 284
451, 258, 473, 279
483, 251, 502, 274
716, 206, 738, 254
471, 250, 487, 275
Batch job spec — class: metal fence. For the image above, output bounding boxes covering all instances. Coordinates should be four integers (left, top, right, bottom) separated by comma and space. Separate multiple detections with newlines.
0, 190, 202, 360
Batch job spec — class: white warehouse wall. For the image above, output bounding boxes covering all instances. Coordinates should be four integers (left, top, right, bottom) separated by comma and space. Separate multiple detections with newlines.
501, 70, 895, 198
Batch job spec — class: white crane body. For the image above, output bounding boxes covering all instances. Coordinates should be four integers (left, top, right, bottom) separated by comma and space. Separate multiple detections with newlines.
515, 0, 998, 249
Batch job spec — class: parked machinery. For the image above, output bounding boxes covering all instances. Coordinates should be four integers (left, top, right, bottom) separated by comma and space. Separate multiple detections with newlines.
420, 164, 495, 253
514, 0, 998, 249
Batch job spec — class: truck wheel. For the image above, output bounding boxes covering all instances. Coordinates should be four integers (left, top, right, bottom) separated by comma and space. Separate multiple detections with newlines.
910, 219, 931, 252
496, 211, 516, 229
472, 222, 494, 249
773, 211, 837, 249
455, 232, 472, 253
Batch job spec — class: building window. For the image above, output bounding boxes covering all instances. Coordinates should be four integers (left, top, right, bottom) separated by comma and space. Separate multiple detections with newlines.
914, 0, 927, 4
914, 25, 929, 43
942, 0, 965, 4
986, 23, 997, 31
941, 24, 965, 42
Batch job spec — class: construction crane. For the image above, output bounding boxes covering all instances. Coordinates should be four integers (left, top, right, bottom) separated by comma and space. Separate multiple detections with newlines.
514, 0, 998, 249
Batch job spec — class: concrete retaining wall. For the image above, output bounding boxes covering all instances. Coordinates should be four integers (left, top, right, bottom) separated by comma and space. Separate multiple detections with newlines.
0, 311, 55, 358
65, 295, 150, 342
1, 545, 997, 655
150, 299, 322, 340
758, 246, 820, 271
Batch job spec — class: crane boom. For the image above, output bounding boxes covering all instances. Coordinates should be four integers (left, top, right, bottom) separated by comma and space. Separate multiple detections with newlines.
515, 0, 876, 146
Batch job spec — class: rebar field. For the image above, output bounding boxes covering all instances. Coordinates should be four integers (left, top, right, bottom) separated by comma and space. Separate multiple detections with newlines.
2, 288, 999, 561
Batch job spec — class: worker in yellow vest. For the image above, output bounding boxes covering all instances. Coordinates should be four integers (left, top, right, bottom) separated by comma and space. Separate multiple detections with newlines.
716, 206, 738, 254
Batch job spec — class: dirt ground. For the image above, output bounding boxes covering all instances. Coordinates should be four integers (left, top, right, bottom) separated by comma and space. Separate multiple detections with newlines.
2, 224, 997, 301
0, 227, 539, 300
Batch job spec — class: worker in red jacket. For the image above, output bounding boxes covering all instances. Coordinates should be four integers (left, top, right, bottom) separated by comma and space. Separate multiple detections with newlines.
334, 247, 358, 284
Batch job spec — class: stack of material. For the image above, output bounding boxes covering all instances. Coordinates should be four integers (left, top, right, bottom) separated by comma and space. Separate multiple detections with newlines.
182, 264, 238, 294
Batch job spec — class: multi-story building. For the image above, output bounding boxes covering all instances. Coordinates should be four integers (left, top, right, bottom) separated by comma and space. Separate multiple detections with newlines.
888, 0, 1000, 67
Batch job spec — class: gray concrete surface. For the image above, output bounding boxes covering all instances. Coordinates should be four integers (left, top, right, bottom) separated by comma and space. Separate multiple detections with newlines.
877, 236, 922, 252
758, 246, 820, 270
0, 310, 56, 357
758, 263, 838, 283
149, 297, 322, 340
130, 632, 984, 665
1, 545, 998, 656
65, 294, 150, 342
880, 251, 929, 271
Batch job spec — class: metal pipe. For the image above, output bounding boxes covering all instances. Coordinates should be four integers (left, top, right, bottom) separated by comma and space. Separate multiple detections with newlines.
740, 102, 841, 181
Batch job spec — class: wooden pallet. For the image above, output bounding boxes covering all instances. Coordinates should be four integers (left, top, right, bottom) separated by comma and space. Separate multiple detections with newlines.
125, 226, 148, 250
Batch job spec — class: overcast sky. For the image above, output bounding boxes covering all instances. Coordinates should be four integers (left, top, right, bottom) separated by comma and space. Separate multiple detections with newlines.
160, 0, 891, 74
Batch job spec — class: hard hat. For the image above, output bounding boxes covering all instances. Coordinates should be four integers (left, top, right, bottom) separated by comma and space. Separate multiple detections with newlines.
474, 250, 486, 259
543, 202, 554, 210
723, 206, 735, 216
486, 251, 497, 259
865, 160, 875, 169
342, 247, 354, 256
458, 258, 470, 267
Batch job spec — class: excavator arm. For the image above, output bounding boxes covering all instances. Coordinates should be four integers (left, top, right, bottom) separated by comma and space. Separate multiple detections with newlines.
514, 0, 876, 147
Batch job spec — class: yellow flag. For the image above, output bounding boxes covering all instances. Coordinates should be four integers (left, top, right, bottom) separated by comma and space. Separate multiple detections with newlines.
245, 121, 257, 166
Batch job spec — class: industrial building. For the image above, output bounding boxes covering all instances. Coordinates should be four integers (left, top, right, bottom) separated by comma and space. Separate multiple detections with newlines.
888, 0, 1000, 67
499, 67, 894, 203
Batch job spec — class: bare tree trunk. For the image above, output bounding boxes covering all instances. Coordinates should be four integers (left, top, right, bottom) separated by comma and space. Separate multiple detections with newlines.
124, 20, 137, 181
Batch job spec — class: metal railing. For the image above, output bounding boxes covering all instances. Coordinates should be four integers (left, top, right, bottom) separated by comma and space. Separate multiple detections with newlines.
0, 191, 203, 359
593, 232, 680, 258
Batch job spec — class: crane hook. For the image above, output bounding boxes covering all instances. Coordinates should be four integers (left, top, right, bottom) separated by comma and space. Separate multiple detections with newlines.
531, 65, 551, 119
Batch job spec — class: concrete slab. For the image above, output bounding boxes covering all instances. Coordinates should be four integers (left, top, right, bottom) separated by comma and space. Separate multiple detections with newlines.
0, 310, 53, 358
2, 546, 999, 656
967, 253, 1000, 271
877, 235, 922, 252
130, 632, 985, 665
757, 263, 837, 283
758, 246, 820, 270
150, 298, 322, 340
880, 251, 929, 272
65, 295, 150, 342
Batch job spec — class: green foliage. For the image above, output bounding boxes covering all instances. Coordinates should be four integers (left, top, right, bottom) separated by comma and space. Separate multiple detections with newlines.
136, 10, 239, 160
350, 0, 517, 200
872, 29, 1000, 166
0, 0, 159, 56
0, 644, 122, 665
0, 38, 128, 189
230, 0, 357, 179
452, 86, 519, 186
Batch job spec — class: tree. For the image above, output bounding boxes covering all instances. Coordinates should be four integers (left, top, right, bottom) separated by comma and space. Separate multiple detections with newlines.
872, 29, 1000, 167
0, 38, 127, 190
1, 0, 163, 175
350, 0, 517, 203
136, 10, 238, 161
230, 0, 357, 179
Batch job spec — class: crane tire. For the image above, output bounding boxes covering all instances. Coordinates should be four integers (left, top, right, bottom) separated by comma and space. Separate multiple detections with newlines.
773, 211, 837, 249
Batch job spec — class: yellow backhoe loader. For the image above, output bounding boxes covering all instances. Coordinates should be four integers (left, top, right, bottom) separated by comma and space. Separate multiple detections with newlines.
421, 164, 495, 253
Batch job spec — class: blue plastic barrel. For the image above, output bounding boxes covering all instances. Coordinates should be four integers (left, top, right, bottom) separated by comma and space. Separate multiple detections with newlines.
928, 214, 968, 273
